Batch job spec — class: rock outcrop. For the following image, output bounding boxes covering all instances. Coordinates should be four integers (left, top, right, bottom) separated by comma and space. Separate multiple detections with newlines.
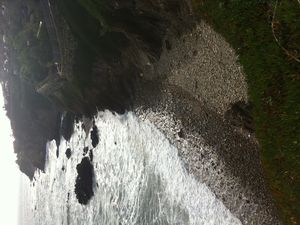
75, 157, 94, 205
225, 101, 255, 133
65, 148, 72, 159
7, 76, 62, 179
47, 0, 195, 115
90, 124, 99, 148
1, 0, 195, 178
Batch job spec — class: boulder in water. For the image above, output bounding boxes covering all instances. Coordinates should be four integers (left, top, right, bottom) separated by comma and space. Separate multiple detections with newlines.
83, 147, 89, 155
75, 157, 94, 205
65, 148, 72, 159
90, 125, 99, 148
89, 149, 93, 162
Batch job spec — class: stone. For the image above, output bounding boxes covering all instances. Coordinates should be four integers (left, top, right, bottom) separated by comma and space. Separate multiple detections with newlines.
74, 157, 94, 205
65, 148, 72, 159
90, 125, 99, 148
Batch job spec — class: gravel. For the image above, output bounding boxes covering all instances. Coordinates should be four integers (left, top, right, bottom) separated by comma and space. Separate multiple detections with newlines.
133, 22, 282, 225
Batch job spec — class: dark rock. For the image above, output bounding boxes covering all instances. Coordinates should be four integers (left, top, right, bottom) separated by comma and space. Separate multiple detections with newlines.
1, 0, 195, 179
225, 101, 255, 133
0, 0, 66, 179
60, 112, 75, 141
89, 149, 93, 162
178, 129, 185, 138
75, 157, 94, 205
65, 148, 72, 159
49, 0, 195, 116
90, 125, 99, 148
83, 147, 89, 155
8, 79, 62, 179
165, 40, 172, 50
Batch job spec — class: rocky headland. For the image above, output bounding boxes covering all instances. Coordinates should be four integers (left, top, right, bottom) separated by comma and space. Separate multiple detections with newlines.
1, 0, 298, 224
1, 0, 194, 178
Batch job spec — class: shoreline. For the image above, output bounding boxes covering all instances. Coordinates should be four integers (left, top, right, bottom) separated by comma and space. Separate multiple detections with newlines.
132, 22, 281, 225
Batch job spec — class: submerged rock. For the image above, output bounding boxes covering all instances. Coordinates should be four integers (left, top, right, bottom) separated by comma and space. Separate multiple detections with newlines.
89, 149, 93, 162
65, 148, 72, 159
83, 147, 89, 155
75, 157, 94, 205
90, 125, 99, 148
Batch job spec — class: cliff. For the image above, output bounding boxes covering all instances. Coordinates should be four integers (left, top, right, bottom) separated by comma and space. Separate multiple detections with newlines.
0, 0, 195, 178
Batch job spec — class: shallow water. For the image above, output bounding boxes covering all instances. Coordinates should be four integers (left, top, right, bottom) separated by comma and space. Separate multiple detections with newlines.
25, 111, 241, 225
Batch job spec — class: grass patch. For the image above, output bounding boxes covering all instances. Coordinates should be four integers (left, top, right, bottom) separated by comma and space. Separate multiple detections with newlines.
194, 0, 300, 224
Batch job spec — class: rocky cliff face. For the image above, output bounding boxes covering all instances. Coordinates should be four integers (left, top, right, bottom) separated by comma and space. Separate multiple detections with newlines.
5, 76, 61, 179
46, 0, 195, 115
1, 0, 195, 178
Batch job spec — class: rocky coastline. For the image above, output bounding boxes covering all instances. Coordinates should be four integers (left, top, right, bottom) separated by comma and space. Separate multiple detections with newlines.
0, 0, 286, 224
1, 0, 195, 178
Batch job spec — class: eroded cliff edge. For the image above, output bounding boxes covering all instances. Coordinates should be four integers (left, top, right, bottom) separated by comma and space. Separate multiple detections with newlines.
0, 0, 194, 178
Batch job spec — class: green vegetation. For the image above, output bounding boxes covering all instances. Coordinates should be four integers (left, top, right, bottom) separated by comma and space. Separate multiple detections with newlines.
77, 0, 109, 31
7, 0, 52, 84
194, 0, 300, 224
12, 21, 52, 83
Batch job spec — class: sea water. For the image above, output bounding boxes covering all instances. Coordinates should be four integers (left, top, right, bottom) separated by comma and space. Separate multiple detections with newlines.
25, 111, 241, 225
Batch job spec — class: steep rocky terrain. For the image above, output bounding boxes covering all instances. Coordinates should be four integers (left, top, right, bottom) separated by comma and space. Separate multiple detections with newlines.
0, 0, 195, 178
2, 0, 298, 223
